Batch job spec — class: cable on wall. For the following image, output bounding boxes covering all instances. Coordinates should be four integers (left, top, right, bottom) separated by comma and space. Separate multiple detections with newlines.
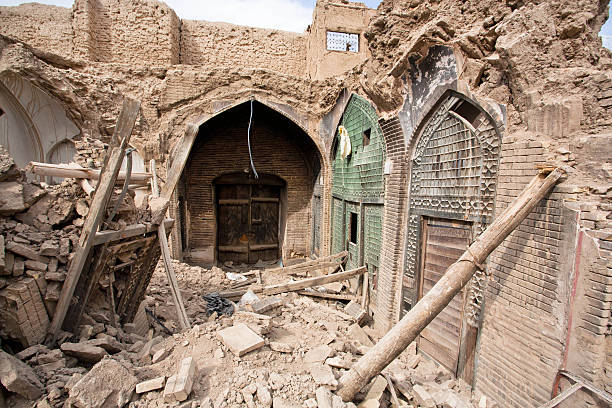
248, 99, 259, 179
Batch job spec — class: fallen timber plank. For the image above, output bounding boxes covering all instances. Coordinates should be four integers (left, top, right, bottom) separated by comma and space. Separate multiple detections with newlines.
218, 266, 367, 299
337, 168, 565, 401
48, 97, 141, 341
93, 219, 174, 245
28, 162, 151, 184
265, 251, 348, 274
297, 291, 356, 301
150, 159, 190, 330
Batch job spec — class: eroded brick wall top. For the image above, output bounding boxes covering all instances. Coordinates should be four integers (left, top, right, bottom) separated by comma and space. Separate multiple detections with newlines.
0, 3, 73, 57
180, 21, 307, 76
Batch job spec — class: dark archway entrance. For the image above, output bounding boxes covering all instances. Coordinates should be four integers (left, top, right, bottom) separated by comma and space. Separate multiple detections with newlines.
177, 101, 321, 265
215, 173, 285, 263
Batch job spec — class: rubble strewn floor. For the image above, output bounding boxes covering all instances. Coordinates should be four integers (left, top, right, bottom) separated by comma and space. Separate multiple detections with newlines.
3, 258, 496, 408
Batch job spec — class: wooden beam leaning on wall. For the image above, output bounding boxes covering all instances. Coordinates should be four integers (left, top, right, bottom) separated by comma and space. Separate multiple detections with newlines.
337, 167, 565, 402
47, 98, 141, 342
149, 124, 199, 225
150, 159, 190, 330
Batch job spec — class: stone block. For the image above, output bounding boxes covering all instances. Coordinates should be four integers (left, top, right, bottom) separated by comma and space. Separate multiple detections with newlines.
67, 358, 137, 408
412, 384, 436, 408
0, 235, 5, 275
163, 374, 178, 402
315, 386, 333, 408
304, 344, 333, 363
309, 363, 337, 387
60, 342, 107, 363
348, 323, 374, 347
0, 182, 26, 215
25, 260, 47, 272
0, 350, 44, 400
39, 240, 59, 257
344, 300, 367, 325
270, 341, 294, 353
152, 347, 169, 364
256, 383, 272, 407
359, 375, 387, 407
217, 323, 265, 356
250, 296, 283, 314
173, 356, 198, 401
136, 376, 166, 394
86, 335, 123, 354
325, 356, 352, 369
6, 241, 48, 263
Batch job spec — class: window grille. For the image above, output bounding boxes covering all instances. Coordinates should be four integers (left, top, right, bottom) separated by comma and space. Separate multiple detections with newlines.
327, 31, 359, 52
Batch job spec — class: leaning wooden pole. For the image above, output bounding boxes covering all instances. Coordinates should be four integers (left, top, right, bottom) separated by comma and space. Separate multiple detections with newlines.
337, 168, 564, 401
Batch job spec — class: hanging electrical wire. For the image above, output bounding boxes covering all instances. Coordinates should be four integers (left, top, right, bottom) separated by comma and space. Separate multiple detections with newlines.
247, 99, 259, 179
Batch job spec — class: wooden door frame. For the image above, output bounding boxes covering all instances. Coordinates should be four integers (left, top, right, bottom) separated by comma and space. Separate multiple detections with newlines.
213, 172, 285, 264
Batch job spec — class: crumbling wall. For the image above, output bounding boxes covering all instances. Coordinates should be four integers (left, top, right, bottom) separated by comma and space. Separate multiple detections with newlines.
180, 21, 307, 76
72, 0, 181, 64
0, 3, 74, 58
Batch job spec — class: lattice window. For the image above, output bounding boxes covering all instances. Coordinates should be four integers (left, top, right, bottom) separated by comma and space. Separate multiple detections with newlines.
327, 31, 359, 52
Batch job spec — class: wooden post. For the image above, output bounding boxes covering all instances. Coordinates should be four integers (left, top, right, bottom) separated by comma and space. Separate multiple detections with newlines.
337, 168, 564, 401
48, 98, 140, 340
150, 160, 191, 330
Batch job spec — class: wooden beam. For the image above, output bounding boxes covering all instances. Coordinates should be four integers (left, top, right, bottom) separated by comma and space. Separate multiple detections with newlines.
537, 383, 582, 408
265, 251, 348, 274
29, 162, 151, 184
151, 161, 191, 330
93, 219, 174, 245
218, 266, 367, 299
48, 97, 141, 341
337, 168, 564, 401
297, 291, 356, 301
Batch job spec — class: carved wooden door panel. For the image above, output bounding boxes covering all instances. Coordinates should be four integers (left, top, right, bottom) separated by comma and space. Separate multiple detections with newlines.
216, 179, 281, 264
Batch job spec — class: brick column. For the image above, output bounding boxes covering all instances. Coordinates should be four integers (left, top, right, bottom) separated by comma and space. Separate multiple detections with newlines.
374, 117, 408, 332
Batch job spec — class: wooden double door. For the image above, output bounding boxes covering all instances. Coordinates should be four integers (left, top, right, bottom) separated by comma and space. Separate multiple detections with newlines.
418, 217, 476, 381
215, 174, 283, 264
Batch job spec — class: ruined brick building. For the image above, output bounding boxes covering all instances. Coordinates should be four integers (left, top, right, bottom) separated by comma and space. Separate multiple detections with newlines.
0, 0, 611, 407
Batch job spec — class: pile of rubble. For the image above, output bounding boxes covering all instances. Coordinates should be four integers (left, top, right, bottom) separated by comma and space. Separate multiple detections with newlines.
1, 248, 497, 408
0, 145, 152, 350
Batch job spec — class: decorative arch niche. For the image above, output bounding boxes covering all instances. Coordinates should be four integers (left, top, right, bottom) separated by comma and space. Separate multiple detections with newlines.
402, 92, 501, 382
330, 94, 386, 306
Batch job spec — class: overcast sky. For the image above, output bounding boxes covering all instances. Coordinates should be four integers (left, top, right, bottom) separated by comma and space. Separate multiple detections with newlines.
0, 0, 611, 43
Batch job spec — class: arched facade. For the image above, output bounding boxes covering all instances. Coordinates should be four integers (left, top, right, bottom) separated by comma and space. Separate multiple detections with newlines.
402, 92, 502, 383
0, 72, 80, 169
172, 100, 323, 265
330, 94, 386, 307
